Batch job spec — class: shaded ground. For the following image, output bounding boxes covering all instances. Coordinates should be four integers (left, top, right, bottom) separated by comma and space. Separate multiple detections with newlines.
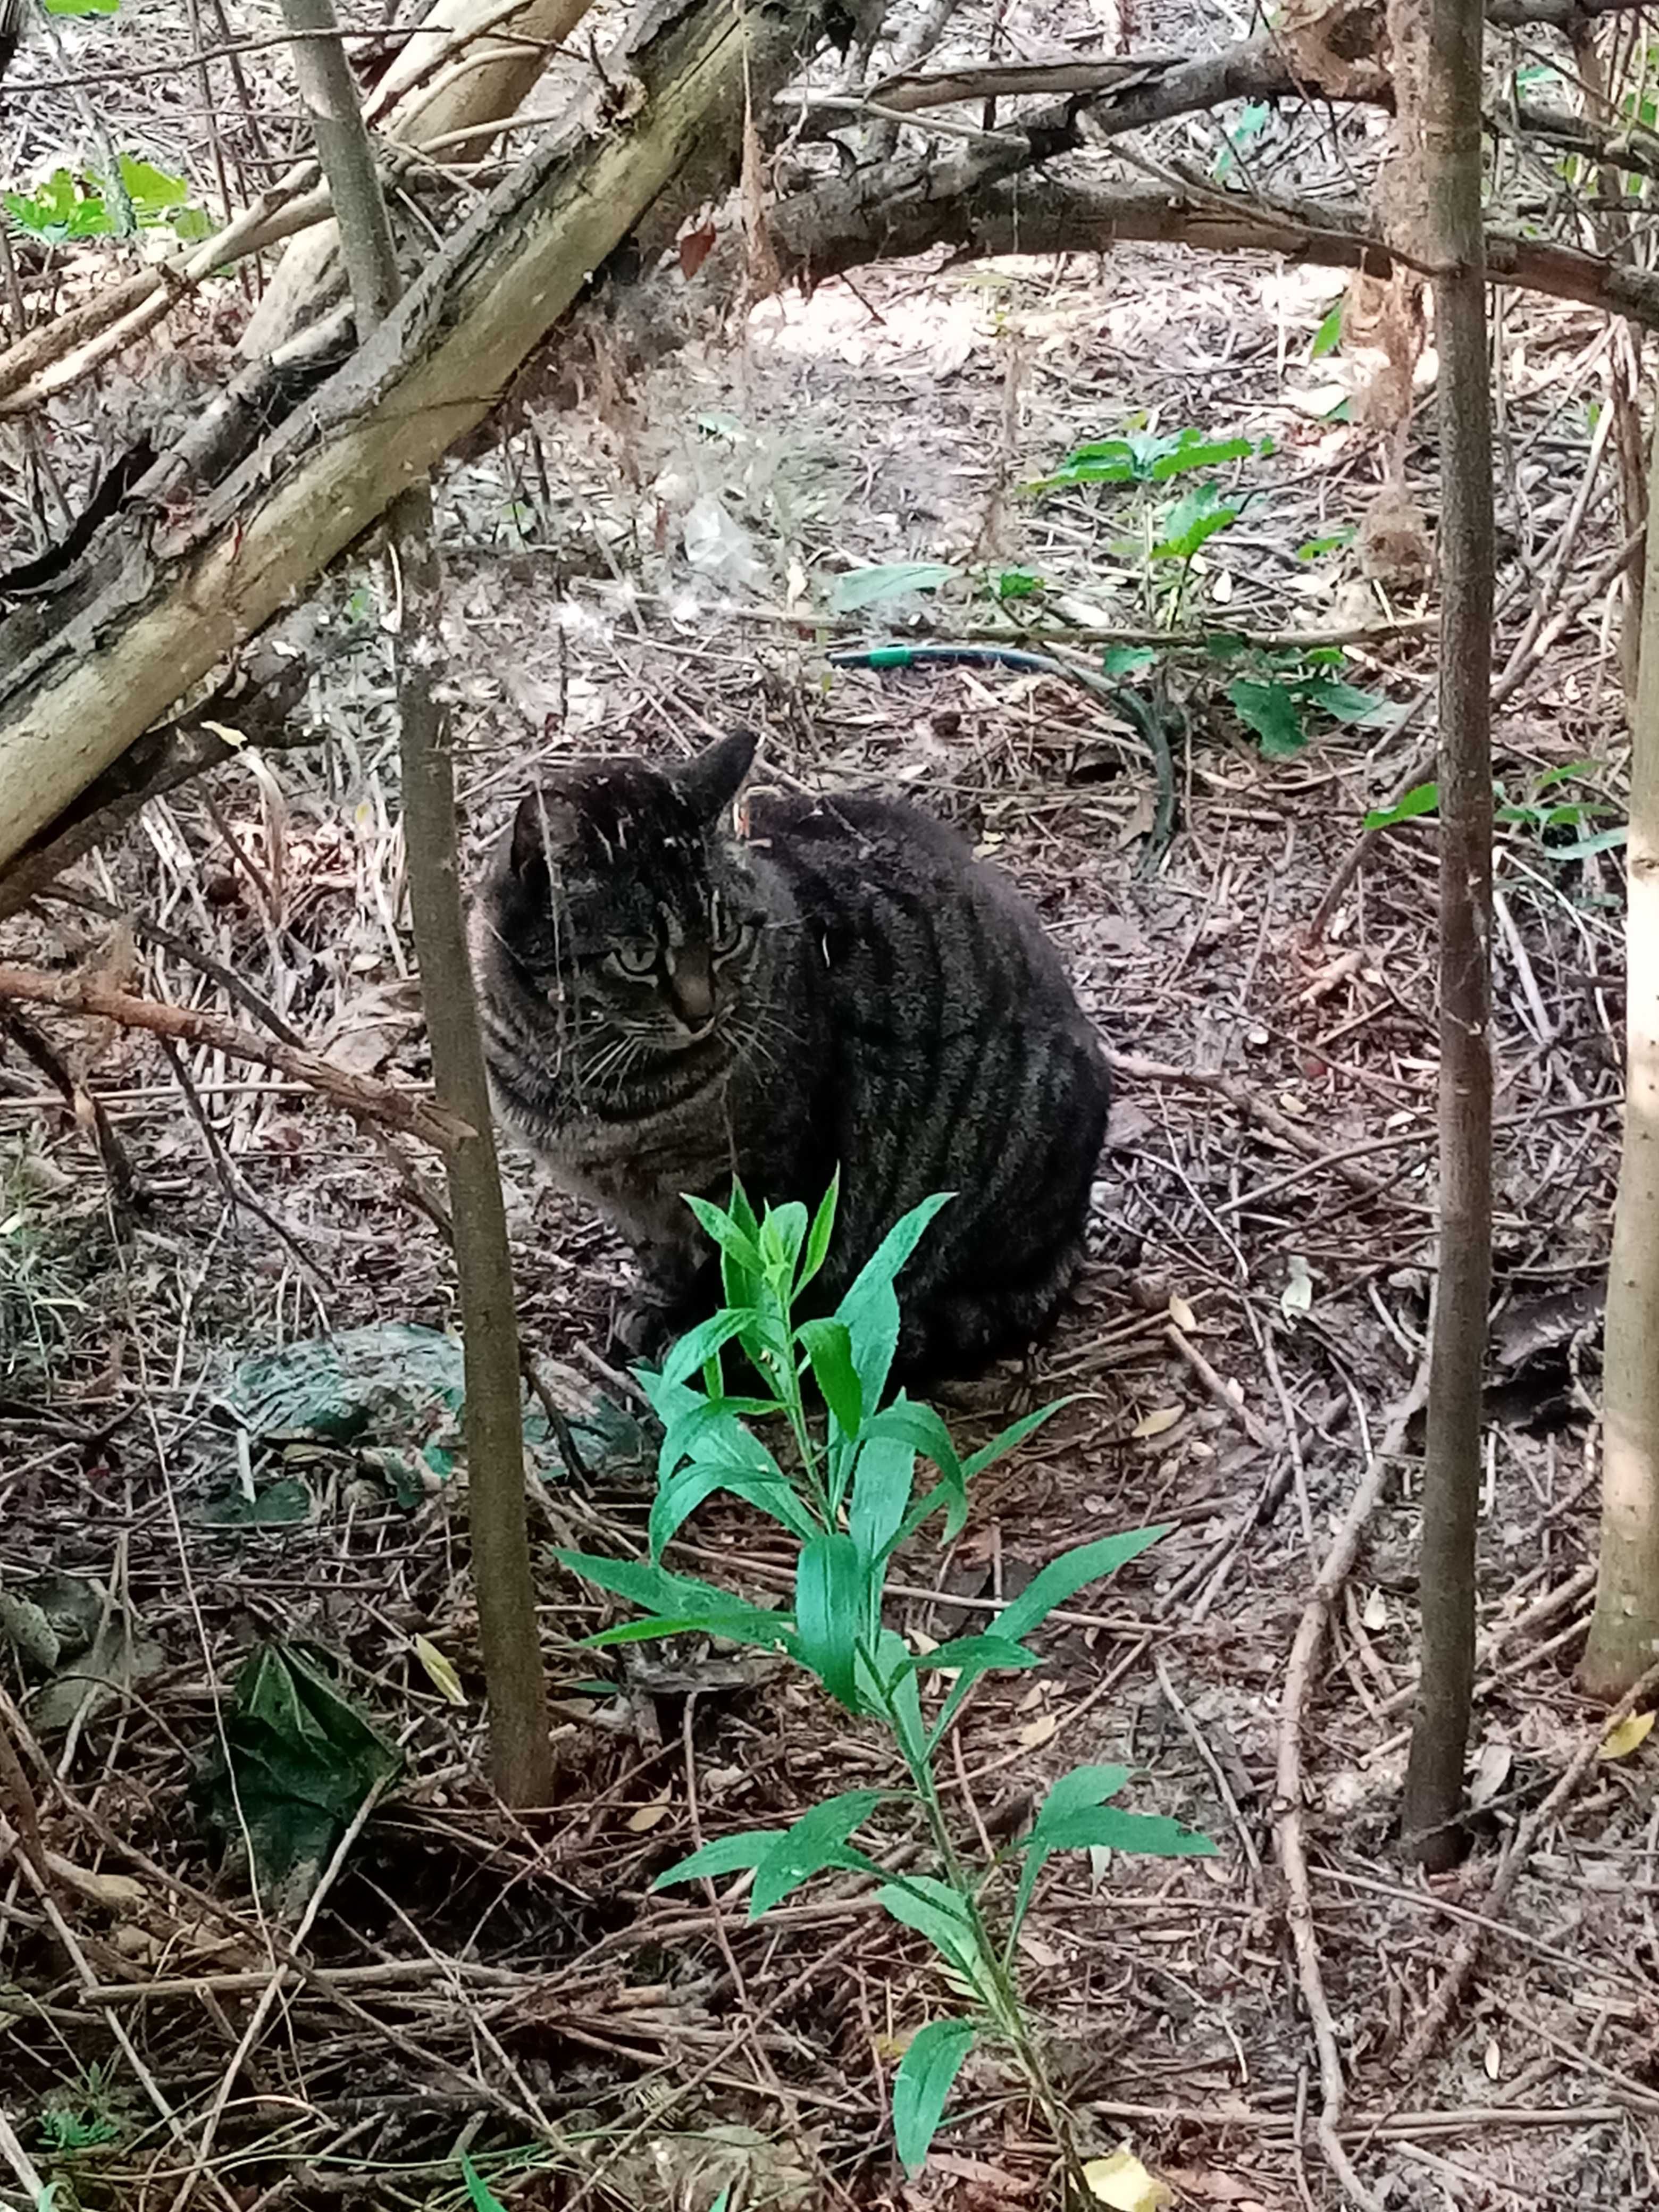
1, 80, 1655, 2212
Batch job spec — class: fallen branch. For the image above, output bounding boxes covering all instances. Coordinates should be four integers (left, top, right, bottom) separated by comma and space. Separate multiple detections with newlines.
1277, 1362, 1430, 2211
0, 963, 467, 1151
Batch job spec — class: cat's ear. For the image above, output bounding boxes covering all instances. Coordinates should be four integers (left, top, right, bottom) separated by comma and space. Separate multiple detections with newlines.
676, 730, 758, 824
509, 789, 580, 881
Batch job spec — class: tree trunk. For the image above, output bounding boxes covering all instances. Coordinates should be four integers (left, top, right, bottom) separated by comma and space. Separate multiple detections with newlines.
0, 0, 828, 878
1397, 0, 1495, 1873
278, 0, 553, 1805
1580, 425, 1659, 1699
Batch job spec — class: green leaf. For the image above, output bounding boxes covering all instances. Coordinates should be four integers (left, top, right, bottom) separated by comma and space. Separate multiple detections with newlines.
892, 2018, 977, 2177
923, 1635, 1042, 1748
1302, 676, 1386, 725
684, 1196, 763, 1272
1549, 826, 1628, 860
798, 1318, 863, 1439
876, 1874, 989, 1994
648, 1456, 819, 1560
795, 1533, 868, 1710
994, 568, 1043, 600
1296, 529, 1353, 560
1009, 1763, 1132, 1932
1102, 644, 1157, 679
1228, 677, 1306, 757
750, 1790, 889, 1914
42, 0, 120, 14
1150, 479, 1240, 561
170, 205, 215, 242
650, 1829, 783, 1890
830, 562, 959, 612
555, 1552, 792, 1651
116, 155, 189, 214
993, 1526, 1171, 1644
961, 1400, 1066, 1481
860, 1398, 966, 1537
861, 1624, 927, 1765
1363, 780, 1439, 831
660, 1308, 753, 1389
835, 1193, 954, 1408
902, 1633, 1038, 1679
760, 1200, 809, 1278
798, 1170, 840, 1293
1148, 433, 1253, 480
1311, 298, 1344, 358
848, 1432, 918, 1566
1028, 1804, 1217, 1856
460, 2153, 508, 2211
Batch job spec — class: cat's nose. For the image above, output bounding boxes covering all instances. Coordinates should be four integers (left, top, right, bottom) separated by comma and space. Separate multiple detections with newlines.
671, 946, 714, 1027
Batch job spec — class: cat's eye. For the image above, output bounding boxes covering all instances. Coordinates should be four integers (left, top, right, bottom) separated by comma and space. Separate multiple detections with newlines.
709, 899, 750, 958
611, 940, 659, 978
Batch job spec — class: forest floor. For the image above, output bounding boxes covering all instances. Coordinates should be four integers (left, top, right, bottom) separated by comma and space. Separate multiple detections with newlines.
3, 3, 1657, 2205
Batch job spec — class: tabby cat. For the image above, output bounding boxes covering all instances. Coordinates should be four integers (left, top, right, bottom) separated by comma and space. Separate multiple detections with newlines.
469, 731, 1111, 1380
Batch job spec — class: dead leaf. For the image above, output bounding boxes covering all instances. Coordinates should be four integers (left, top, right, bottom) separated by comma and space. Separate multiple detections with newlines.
1484, 2035, 1502, 2081
1468, 1740, 1512, 1809
1361, 1587, 1389, 1631
678, 220, 717, 278
1018, 1712, 1059, 1751
1132, 1406, 1183, 1440
1599, 1710, 1655, 1760
413, 1636, 466, 1707
1167, 1295, 1198, 1333
627, 1793, 673, 1833
1084, 2146, 1174, 2210
44, 1853, 146, 1910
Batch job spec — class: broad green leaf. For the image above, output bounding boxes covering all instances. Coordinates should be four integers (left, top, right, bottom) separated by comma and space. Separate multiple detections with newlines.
849, 1432, 918, 1565
1227, 677, 1305, 758
650, 1829, 783, 1889
660, 1308, 752, 1389
795, 1533, 868, 1710
1102, 644, 1157, 678
1363, 780, 1440, 831
750, 1790, 889, 1914
116, 155, 188, 214
1148, 432, 1253, 479
43, 0, 120, 14
798, 1318, 863, 1440
759, 1200, 809, 1278
1535, 760, 1601, 791
1550, 826, 1629, 859
1152, 484, 1240, 562
1027, 1804, 1217, 1856
1310, 298, 1344, 357
860, 1400, 963, 1486
993, 1526, 1171, 1644
995, 568, 1043, 600
648, 1457, 819, 1560
836, 1193, 954, 1406
798, 1170, 840, 1293
830, 562, 959, 612
961, 1400, 1066, 1480
555, 1552, 791, 1651
892, 2018, 977, 2176
1303, 677, 1386, 725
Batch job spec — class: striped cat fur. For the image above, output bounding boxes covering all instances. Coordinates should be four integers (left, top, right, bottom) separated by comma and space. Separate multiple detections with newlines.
468, 731, 1111, 1380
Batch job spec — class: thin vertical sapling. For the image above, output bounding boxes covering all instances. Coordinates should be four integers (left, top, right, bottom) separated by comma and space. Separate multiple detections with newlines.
556, 1177, 1214, 2191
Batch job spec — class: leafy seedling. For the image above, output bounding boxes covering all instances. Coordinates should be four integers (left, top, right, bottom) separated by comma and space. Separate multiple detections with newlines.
559, 1176, 1216, 2183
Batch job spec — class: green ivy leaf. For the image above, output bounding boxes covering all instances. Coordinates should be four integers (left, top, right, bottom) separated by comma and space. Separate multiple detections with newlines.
1227, 677, 1306, 757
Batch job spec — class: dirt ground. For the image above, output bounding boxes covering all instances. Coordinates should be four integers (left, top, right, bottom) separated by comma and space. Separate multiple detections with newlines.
3, 16, 1658, 2204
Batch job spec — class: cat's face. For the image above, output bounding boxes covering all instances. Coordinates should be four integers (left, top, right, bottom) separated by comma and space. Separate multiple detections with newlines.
487, 731, 767, 1055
